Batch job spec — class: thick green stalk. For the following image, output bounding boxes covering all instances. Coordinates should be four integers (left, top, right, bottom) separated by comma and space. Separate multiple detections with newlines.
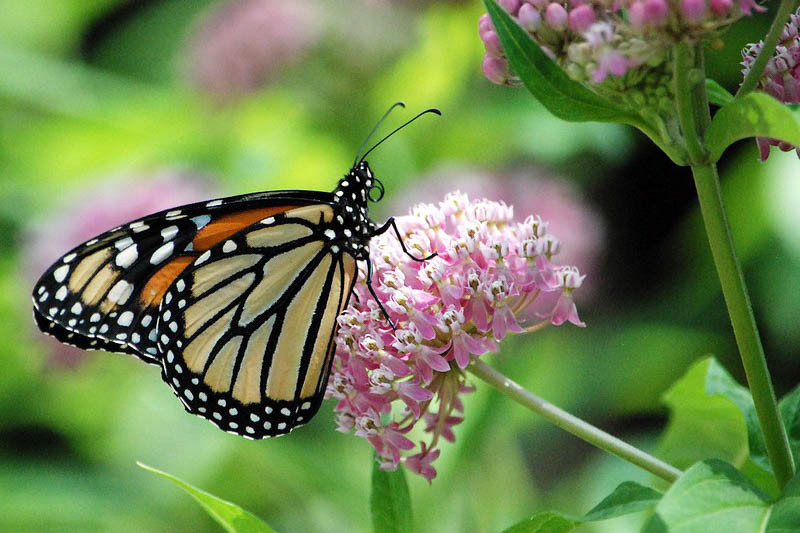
675, 41, 795, 488
468, 358, 682, 483
690, 163, 795, 488
736, 0, 798, 100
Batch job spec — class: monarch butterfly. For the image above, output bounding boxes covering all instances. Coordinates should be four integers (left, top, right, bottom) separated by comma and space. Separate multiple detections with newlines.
32, 104, 439, 439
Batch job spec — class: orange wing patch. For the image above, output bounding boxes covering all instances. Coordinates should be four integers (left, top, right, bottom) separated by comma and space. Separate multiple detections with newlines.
192, 206, 300, 252
140, 256, 195, 307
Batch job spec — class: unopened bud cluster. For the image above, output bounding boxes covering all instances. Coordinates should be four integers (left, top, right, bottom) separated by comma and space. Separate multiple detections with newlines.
480, 0, 764, 86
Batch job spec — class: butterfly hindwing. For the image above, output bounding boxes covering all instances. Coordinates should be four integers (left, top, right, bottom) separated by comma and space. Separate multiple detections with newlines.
157, 204, 357, 438
32, 191, 332, 364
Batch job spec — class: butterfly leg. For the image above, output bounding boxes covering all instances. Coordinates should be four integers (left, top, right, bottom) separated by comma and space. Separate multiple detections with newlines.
372, 217, 437, 262
365, 258, 396, 330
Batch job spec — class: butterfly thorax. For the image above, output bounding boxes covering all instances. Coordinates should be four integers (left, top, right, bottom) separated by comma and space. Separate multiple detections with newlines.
330, 161, 379, 260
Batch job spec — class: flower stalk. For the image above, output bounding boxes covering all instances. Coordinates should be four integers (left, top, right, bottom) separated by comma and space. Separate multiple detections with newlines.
468, 357, 682, 483
674, 36, 796, 489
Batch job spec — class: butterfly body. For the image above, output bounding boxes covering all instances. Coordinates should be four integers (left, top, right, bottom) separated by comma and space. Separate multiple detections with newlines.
33, 162, 382, 438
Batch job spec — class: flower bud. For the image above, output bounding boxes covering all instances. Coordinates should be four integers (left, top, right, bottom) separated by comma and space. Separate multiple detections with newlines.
544, 2, 568, 30
568, 5, 597, 32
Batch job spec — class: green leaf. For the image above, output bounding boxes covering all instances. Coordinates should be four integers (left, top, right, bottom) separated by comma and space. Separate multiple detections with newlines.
643, 459, 773, 533
657, 357, 753, 470
706, 92, 800, 162
751, 384, 800, 475
483, 0, 628, 123
137, 463, 276, 533
501, 512, 578, 533
766, 469, 800, 532
779, 385, 800, 469
706, 79, 734, 107
370, 461, 413, 533
582, 481, 662, 521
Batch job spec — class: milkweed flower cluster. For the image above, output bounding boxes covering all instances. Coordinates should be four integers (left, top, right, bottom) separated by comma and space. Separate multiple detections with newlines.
741, 7, 800, 161
185, 0, 320, 100
389, 166, 606, 297
480, 0, 764, 87
327, 192, 585, 481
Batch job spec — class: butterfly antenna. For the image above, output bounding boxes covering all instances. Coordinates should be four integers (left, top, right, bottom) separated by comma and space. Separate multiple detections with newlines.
358, 108, 442, 164
353, 102, 406, 166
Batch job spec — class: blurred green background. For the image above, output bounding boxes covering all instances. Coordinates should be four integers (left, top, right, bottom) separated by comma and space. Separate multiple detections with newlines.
0, 1, 797, 531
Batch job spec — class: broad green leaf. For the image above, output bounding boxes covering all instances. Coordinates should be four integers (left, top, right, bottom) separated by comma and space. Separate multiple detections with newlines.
371, 461, 413, 533
706, 92, 800, 162
657, 357, 752, 470
137, 463, 276, 533
750, 384, 800, 474
766, 470, 800, 532
706, 79, 734, 107
483, 0, 628, 122
501, 511, 578, 533
643, 460, 772, 533
582, 481, 662, 521
779, 385, 800, 468
502, 481, 661, 532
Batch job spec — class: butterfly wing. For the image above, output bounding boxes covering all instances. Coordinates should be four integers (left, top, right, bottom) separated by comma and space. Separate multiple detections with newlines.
32, 190, 332, 364
156, 204, 357, 438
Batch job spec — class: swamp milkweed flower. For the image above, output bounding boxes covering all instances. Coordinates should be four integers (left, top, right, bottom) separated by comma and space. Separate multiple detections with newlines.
327, 192, 585, 481
389, 165, 606, 298
741, 7, 800, 161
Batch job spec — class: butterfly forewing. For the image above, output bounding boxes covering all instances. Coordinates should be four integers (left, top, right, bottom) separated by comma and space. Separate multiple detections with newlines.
157, 205, 357, 438
32, 191, 329, 364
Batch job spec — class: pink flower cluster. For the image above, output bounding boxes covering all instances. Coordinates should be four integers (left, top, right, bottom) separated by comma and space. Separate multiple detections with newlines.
327, 192, 585, 481
186, 0, 320, 100
480, 0, 765, 86
741, 7, 800, 161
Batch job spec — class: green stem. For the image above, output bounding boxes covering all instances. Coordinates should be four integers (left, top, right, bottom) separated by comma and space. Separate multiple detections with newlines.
674, 43, 708, 163
468, 358, 682, 483
736, 0, 798, 100
690, 163, 795, 489
675, 37, 796, 489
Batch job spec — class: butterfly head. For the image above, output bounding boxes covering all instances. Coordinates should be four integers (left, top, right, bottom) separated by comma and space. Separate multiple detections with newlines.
335, 161, 385, 207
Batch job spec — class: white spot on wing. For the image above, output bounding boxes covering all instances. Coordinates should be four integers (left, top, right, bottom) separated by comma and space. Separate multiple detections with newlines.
118, 311, 134, 327
150, 242, 174, 265
222, 240, 237, 253
53, 264, 69, 283
161, 225, 179, 241
115, 244, 138, 268
191, 214, 212, 229
206, 200, 223, 207
55, 286, 68, 301
108, 280, 132, 304
195, 250, 211, 265
63, 253, 76, 263
115, 237, 134, 250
